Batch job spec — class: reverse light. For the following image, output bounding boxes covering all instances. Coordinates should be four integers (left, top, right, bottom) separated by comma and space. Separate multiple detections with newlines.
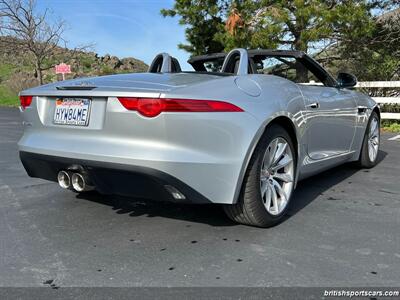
20, 95, 33, 109
117, 97, 244, 117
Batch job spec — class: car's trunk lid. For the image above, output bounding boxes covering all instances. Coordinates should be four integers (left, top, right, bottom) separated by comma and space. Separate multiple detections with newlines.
20, 72, 230, 132
21, 72, 225, 97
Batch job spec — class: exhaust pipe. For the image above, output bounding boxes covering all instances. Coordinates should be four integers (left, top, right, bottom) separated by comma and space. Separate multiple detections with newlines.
71, 172, 94, 192
57, 171, 71, 189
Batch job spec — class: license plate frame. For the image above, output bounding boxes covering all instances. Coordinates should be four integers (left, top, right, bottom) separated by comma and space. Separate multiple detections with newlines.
53, 98, 92, 126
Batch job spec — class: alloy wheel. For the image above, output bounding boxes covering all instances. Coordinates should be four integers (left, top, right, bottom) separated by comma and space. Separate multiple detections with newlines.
260, 137, 294, 215
368, 117, 379, 162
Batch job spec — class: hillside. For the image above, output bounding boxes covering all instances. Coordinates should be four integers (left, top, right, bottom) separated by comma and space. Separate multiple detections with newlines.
0, 38, 149, 106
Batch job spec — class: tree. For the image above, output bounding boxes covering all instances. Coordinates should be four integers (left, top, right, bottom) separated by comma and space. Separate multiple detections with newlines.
162, 0, 398, 81
161, 0, 228, 55
323, 8, 400, 99
334, 7, 400, 82
0, 0, 90, 84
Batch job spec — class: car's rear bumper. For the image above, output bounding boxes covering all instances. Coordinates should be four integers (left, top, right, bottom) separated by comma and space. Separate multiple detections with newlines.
18, 100, 262, 204
19, 151, 214, 204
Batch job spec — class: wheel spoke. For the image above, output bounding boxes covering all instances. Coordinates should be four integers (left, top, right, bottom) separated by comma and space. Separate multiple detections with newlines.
271, 154, 292, 172
263, 139, 279, 169
273, 179, 287, 203
260, 181, 268, 197
368, 139, 378, 162
271, 184, 279, 213
373, 126, 379, 138
272, 172, 293, 183
372, 145, 377, 160
369, 119, 377, 138
264, 183, 272, 209
272, 142, 287, 166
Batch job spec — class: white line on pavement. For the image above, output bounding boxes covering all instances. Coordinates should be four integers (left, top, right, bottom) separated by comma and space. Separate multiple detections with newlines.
388, 135, 400, 141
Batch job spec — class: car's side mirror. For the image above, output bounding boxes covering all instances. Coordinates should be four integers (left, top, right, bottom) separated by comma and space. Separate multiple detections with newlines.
337, 72, 357, 88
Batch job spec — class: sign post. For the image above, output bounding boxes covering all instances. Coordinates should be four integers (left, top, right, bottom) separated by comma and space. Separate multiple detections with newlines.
55, 63, 72, 80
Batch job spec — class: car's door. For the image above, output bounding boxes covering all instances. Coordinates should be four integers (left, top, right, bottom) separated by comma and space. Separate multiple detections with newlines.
252, 53, 358, 160
295, 58, 358, 160
299, 85, 358, 160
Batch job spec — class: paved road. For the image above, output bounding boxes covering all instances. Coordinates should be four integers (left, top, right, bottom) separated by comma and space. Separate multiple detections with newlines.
0, 107, 399, 288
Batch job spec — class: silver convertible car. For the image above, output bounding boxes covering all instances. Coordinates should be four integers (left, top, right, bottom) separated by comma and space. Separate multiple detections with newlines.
18, 48, 380, 227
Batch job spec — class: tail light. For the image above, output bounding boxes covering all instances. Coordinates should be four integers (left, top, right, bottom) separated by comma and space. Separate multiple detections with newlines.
20, 96, 33, 109
117, 97, 243, 117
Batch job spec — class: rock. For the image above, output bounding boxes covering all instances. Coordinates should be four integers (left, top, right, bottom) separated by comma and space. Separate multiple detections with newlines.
108, 56, 121, 69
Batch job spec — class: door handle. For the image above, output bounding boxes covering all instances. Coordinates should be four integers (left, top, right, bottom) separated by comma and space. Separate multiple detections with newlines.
306, 102, 320, 109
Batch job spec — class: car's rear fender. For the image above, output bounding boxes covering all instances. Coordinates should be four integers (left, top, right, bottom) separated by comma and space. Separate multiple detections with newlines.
231, 112, 303, 204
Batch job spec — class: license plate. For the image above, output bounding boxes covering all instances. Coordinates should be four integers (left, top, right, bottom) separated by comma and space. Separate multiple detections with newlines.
53, 98, 91, 126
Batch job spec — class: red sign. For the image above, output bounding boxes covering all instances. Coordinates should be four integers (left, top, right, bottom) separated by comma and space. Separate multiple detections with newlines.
55, 63, 71, 74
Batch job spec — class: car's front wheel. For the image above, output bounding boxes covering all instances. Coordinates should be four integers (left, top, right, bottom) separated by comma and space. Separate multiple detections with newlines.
224, 124, 296, 227
357, 111, 380, 168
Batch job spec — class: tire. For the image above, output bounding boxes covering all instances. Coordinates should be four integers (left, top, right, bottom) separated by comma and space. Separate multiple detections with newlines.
224, 124, 296, 227
357, 111, 380, 168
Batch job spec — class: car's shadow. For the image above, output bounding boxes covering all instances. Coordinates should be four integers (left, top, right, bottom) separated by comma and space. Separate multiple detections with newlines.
284, 150, 387, 222
77, 150, 387, 227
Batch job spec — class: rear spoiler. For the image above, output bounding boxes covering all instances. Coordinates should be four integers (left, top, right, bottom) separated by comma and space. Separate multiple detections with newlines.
56, 85, 96, 91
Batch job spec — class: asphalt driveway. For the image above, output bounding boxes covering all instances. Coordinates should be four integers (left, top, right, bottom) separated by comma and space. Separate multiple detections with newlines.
0, 107, 399, 288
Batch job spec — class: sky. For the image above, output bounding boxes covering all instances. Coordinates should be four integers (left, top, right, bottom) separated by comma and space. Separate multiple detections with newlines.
36, 0, 193, 69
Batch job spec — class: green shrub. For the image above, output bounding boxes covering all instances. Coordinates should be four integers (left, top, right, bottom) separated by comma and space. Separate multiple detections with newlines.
383, 122, 400, 133
100, 66, 114, 75
44, 74, 56, 83
381, 119, 400, 133
80, 55, 96, 73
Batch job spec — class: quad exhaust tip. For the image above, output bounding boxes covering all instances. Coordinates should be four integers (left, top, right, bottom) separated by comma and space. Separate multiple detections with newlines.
57, 171, 71, 189
71, 172, 94, 192
57, 170, 94, 192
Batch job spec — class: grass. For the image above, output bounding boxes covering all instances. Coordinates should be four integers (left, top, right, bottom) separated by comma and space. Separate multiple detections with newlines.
0, 61, 19, 107
0, 85, 18, 107
0, 64, 14, 81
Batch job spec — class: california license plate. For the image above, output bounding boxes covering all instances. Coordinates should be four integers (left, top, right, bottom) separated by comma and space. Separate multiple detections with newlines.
53, 98, 91, 126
